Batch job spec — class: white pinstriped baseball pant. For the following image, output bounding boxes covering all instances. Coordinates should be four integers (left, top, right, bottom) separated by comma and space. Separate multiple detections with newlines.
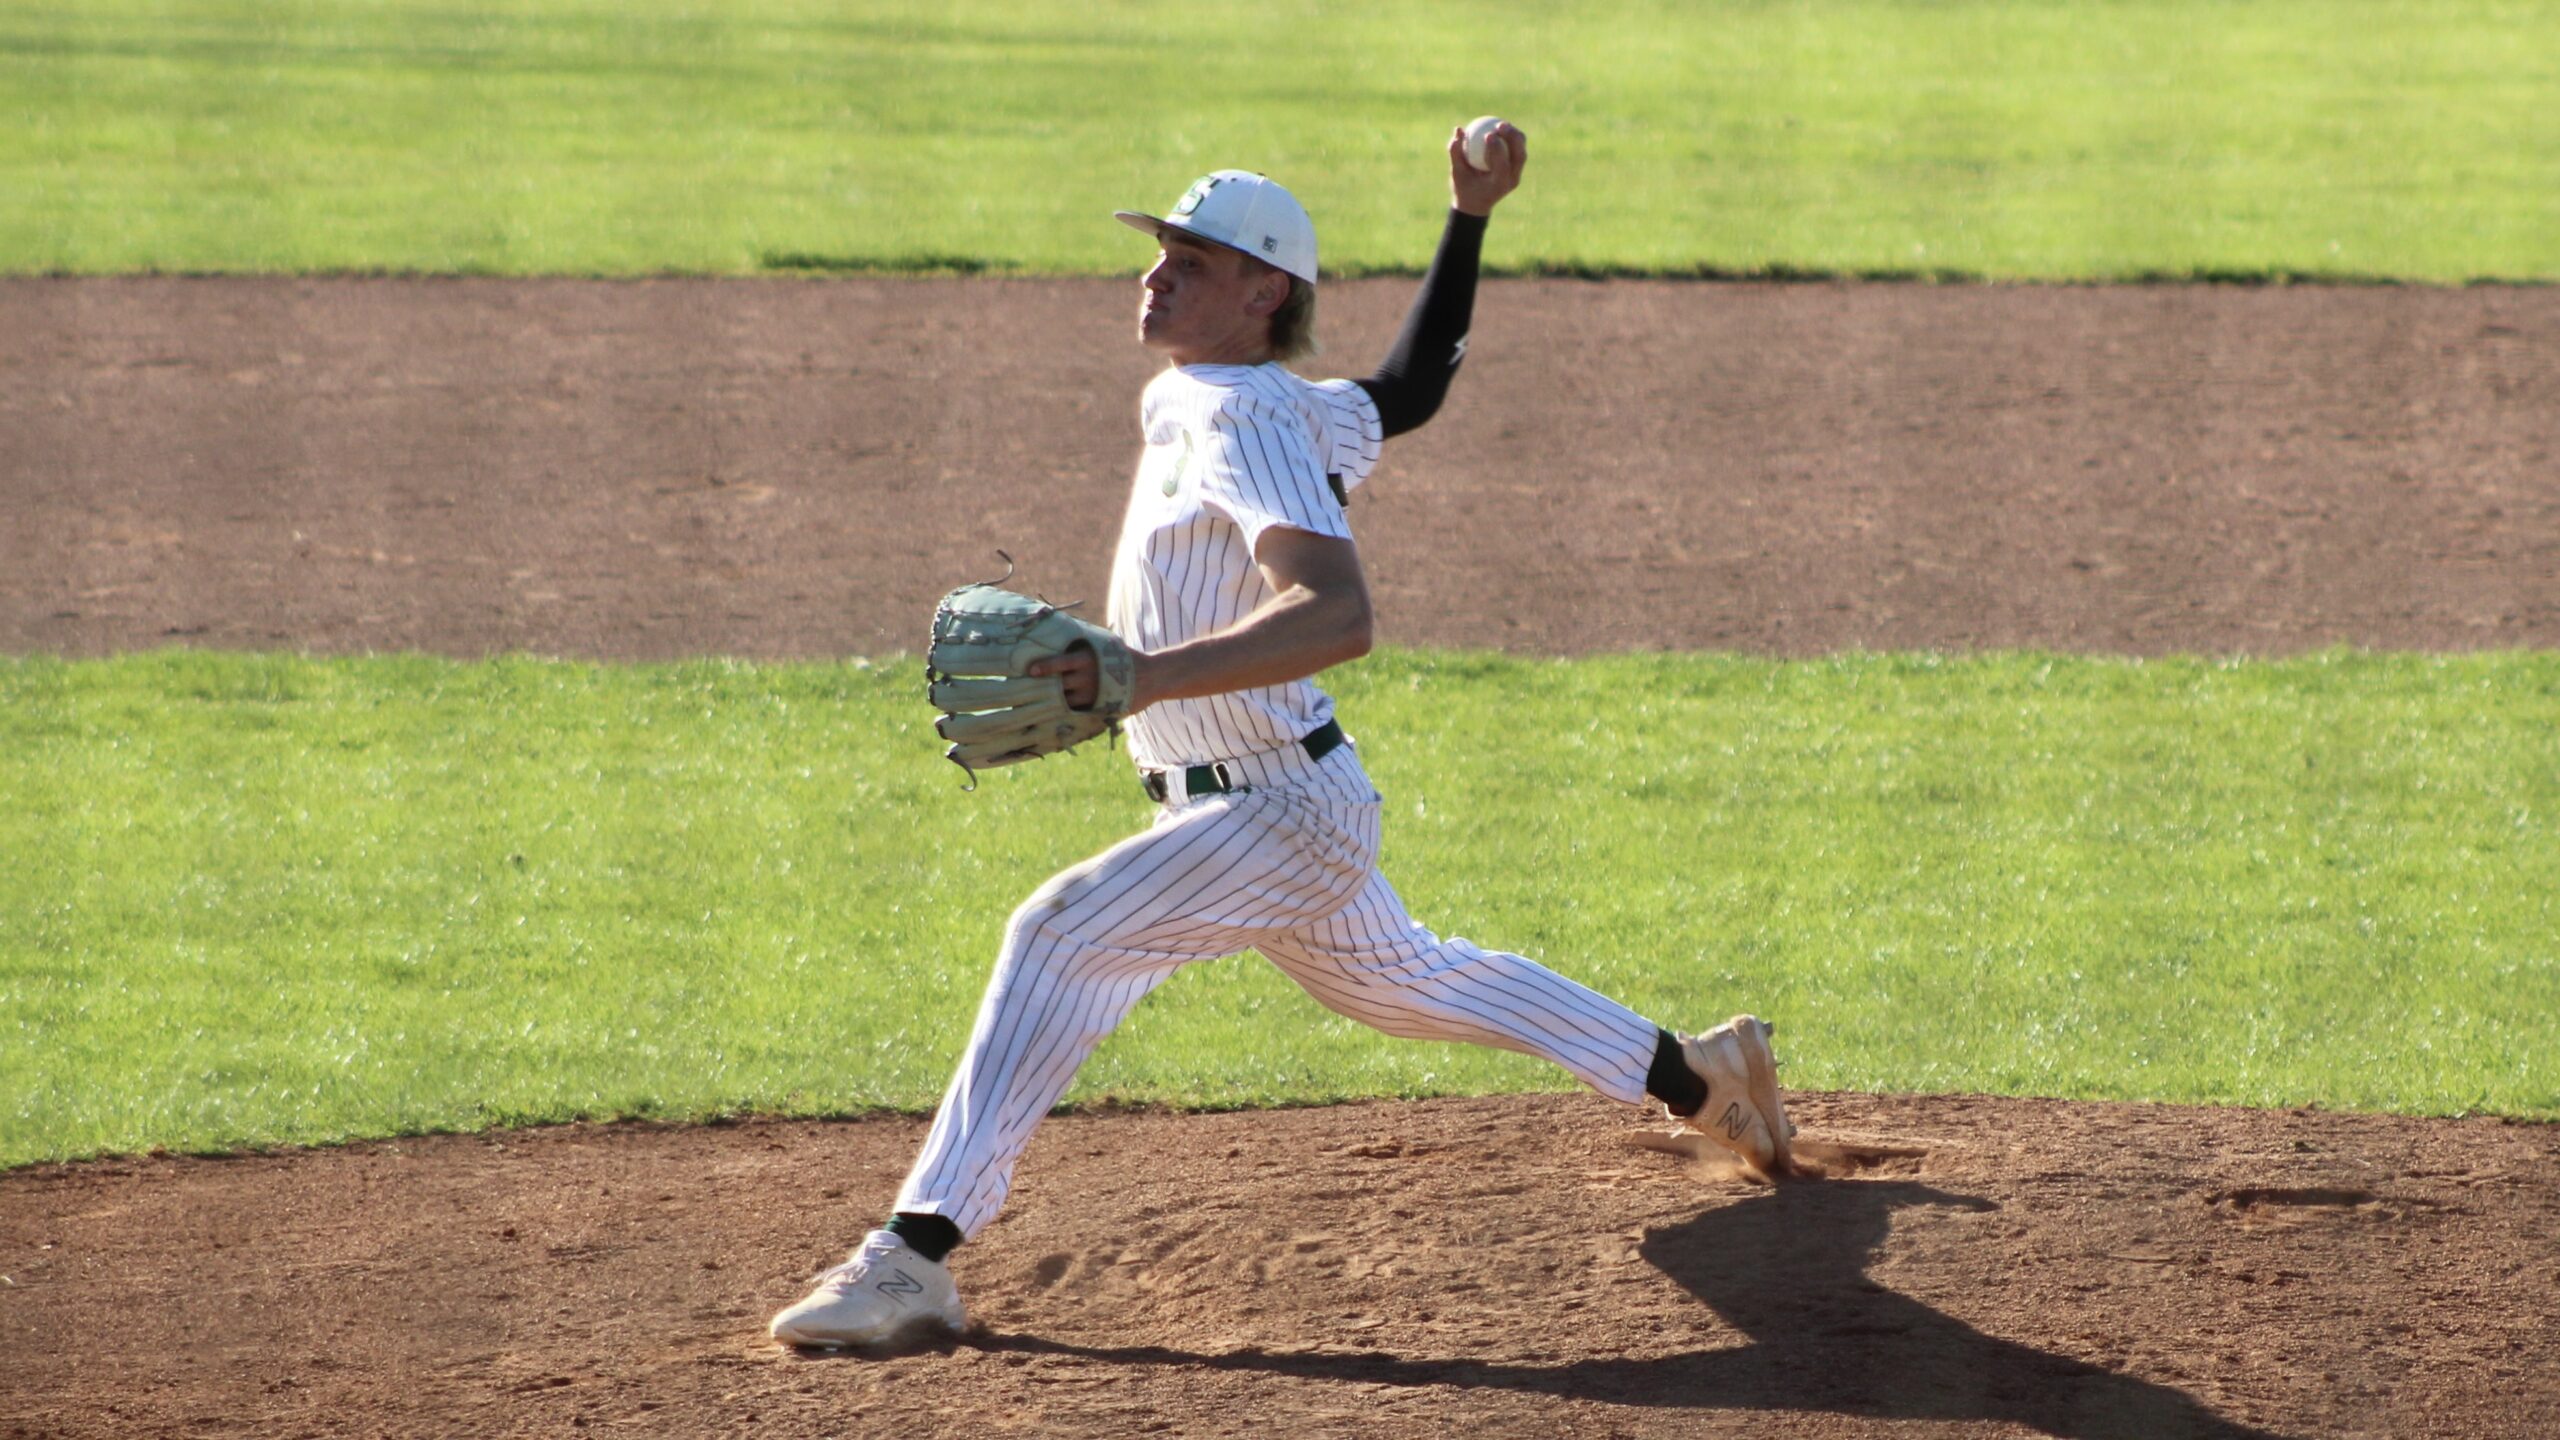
895, 736, 1661, 1239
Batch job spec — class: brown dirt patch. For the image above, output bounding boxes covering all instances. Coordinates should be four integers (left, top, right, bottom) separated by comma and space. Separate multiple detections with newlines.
5, 277, 2554, 657
5, 278, 2558, 1437
5, 1096, 2555, 1439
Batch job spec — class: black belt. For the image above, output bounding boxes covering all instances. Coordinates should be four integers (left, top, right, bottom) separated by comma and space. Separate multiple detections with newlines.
1143, 719, 1345, 803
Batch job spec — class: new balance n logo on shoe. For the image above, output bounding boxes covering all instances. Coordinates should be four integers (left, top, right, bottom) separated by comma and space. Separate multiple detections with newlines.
1719, 1103, 1748, 1141
879, 1270, 925, 1300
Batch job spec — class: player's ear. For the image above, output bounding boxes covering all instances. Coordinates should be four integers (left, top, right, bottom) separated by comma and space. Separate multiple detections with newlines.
1246, 267, 1292, 319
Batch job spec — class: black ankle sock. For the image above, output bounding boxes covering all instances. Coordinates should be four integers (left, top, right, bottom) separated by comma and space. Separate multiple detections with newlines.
886, 1212, 961, 1264
1646, 1028, 1706, 1117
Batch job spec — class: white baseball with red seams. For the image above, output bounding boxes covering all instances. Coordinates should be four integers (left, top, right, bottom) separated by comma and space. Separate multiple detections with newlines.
1462, 115, 1508, 172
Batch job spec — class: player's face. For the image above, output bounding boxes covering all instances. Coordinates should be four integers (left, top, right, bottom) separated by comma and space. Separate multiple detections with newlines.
1139, 235, 1280, 365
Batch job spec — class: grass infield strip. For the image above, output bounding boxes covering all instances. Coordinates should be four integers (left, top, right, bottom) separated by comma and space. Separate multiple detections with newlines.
6, 0, 2557, 280
3, 648, 2555, 1168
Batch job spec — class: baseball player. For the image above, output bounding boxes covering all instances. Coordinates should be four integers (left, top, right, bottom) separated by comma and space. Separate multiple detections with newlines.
771, 121, 1796, 1349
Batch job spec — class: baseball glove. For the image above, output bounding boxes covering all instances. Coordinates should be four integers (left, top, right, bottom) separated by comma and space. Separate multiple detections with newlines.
926, 579, 1135, 784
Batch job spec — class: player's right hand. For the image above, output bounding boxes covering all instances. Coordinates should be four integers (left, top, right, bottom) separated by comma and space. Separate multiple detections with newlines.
1451, 120, 1526, 217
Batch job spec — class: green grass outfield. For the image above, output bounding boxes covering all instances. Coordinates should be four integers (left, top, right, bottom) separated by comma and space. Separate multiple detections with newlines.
7, 0, 2557, 279
5, 649, 2555, 1167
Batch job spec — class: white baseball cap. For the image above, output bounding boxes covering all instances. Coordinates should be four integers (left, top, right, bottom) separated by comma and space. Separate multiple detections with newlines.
1115, 170, 1318, 285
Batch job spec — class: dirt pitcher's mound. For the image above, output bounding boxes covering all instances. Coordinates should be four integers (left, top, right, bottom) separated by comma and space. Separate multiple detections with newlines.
3, 1093, 2552, 1439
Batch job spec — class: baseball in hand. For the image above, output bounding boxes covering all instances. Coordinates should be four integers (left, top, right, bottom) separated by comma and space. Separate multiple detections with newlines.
1461, 115, 1509, 172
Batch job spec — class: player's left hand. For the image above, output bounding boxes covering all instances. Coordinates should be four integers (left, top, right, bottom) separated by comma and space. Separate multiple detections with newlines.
1450, 120, 1526, 217
1026, 648, 1101, 710
1031, 645, 1163, 713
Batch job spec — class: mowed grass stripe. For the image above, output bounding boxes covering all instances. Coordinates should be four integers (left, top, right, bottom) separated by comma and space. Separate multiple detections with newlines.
3, 648, 2555, 1167
4, 0, 2556, 279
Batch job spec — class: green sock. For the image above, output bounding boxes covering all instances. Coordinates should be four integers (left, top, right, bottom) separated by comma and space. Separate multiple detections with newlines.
885, 1212, 960, 1264
1645, 1028, 1706, 1116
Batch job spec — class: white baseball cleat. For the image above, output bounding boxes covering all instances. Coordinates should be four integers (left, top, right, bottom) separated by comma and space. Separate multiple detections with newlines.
1678, 1014, 1797, 1178
769, 1230, 967, 1349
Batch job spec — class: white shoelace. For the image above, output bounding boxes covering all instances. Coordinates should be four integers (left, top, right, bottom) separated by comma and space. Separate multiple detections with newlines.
816, 1237, 907, 1292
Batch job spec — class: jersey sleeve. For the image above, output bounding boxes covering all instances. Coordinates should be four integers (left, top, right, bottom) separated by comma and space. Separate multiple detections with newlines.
1308, 377, 1385, 492
1195, 389, 1354, 549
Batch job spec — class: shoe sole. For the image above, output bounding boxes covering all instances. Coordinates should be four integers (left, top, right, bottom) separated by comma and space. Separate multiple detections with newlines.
773, 1309, 965, 1350
1727, 1013, 1795, 1176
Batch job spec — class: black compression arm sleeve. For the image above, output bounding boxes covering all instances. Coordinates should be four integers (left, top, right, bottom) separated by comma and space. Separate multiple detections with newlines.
1357, 209, 1487, 439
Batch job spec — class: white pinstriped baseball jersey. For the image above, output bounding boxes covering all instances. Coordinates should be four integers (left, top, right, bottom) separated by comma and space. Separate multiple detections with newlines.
1109, 363, 1383, 770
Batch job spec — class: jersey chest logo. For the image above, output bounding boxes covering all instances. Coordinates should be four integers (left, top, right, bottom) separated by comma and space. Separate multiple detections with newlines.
1161, 430, 1194, 497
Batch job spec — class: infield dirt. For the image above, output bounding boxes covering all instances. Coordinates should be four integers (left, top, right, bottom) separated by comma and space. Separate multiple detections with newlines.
6, 277, 2554, 658
3, 278, 2556, 1439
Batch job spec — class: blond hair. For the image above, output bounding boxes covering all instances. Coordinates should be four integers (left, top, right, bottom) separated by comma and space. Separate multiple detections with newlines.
1268, 273, 1319, 363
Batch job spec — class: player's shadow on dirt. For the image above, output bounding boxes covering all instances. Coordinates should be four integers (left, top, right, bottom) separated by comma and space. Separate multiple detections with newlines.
979, 1180, 2295, 1440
